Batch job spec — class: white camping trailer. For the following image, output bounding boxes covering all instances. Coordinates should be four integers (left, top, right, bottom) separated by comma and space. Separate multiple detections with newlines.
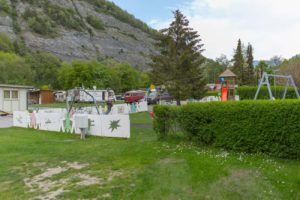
68, 88, 116, 103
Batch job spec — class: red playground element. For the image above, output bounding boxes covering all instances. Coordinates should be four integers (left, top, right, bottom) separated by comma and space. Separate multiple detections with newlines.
218, 69, 237, 101
221, 87, 228, 101
149, 111, 155, 119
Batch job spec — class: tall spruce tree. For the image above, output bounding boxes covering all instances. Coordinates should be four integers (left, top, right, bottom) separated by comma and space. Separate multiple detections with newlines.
246, 44, 255, 85
232, 39, 244, 84
151, 10, 205, 105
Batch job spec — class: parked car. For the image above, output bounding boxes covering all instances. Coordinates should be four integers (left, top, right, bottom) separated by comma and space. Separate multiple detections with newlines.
115, 94, 124, 101
124, 90, 146, 103
147, 91, 173, 104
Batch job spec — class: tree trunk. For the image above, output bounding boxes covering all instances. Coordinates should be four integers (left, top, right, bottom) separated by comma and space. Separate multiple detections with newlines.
176, 99, 181, 106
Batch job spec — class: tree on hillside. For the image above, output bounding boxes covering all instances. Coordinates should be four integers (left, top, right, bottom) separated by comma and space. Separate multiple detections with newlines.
279, 56, 300, 86
57, 60, 148, 92
270, 55, 284, 67
232, 39, 244, 84
151, 10, 206, 105
58, 61, 95, 90
0, 52, 32, 85
256, 61, 272, 83
0, 33, 14, 52
202, 58, 226, 83
216, 54, 230, 67
25, 52, 62, 89
245, 44, 255, 85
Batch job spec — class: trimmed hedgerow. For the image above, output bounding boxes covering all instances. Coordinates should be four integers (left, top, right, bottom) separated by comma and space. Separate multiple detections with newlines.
153, 106, 180, 139
237, 86, 299, 100
154, 101, 300, 159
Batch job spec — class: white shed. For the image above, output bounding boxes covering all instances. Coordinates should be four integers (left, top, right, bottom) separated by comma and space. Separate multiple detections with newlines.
0, 84, 33, 113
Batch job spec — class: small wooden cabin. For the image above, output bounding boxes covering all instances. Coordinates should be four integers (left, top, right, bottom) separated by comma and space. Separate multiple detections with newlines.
29, 90, 55, 104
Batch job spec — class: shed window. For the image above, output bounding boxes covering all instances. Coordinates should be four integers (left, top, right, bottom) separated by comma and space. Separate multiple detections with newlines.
12, 91, 18, 99
4, 90, 10, 99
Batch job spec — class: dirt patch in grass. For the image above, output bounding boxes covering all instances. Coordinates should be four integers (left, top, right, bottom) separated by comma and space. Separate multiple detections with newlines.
21, 162, 127, 199
159, 157, 184, 165
76, 173, 103, 186
107, 170, 123, 182
205, 169, 278, 199
24, 161, 92, 199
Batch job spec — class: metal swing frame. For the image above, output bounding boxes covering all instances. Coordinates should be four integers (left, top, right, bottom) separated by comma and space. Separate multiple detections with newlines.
254, 72, 300, 100
67, 87, 101, 115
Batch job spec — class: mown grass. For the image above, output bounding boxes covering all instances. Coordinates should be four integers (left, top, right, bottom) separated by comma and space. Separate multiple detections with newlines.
0, 113, 299, 199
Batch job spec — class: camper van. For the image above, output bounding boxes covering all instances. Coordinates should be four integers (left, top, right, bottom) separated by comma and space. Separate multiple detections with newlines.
68, 88, 116, 103
124, 90, 146, 103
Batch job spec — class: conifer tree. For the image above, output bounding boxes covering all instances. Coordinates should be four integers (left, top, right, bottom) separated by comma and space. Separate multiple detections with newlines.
151, 10, 206, 105
232, 39, 244, 84
246, 44, 255, 85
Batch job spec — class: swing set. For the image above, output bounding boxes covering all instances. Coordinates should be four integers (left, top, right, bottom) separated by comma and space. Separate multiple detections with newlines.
254, 72, 300, 100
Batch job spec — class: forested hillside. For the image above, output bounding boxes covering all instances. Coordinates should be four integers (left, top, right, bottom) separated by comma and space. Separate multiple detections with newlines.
0, 0, 158, 70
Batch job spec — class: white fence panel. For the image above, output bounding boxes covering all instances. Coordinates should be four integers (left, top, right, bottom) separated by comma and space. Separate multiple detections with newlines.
39, 113, 64, 132
100, 115, 130, 138
13, 111, 30, 128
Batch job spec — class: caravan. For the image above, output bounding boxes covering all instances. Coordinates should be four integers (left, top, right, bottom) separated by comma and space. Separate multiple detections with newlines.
68, 88, 116, 103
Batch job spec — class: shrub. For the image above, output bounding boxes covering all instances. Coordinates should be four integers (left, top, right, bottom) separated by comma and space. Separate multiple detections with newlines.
154, 101, 300, 159
237, 86, 299, 100
204, 90, 219, 97
86, 15, 105, 30
0, 0, 10, 15
45, 4, 84, 31
0, 33, 14, 52
153, 106, 180, 139
84, 0, 157, 36
23, 8, 57, 37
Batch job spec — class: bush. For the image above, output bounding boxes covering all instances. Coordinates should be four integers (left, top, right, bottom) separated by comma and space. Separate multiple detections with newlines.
45, 4, 84, 31
0, 33, 14, 52
237, 86, 299, 100
0, 0, 10, 14
86, 15, 105, 30
204, 90, 219, 97
84, 0, 157, 36
154, 101, 300, 159
23, 8, 57, 37
153, 106, 180, 139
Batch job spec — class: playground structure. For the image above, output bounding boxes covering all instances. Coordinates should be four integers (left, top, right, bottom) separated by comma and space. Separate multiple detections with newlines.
254, 72, 300, 100
218, 69, 237, 101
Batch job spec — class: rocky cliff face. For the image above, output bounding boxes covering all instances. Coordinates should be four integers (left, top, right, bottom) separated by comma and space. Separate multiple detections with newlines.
0, 0, 158, 70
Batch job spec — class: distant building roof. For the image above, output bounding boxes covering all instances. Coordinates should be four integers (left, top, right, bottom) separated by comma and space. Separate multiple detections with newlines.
0, 84, 34, 89
219, 69, 237, 78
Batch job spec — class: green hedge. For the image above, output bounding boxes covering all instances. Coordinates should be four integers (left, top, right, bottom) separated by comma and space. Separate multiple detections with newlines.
237, 86, 299, 100
204, 90, 219, 97
154, 101, 300, 159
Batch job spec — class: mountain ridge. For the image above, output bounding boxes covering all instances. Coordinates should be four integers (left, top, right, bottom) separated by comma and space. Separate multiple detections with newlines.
0, 0, 158, 70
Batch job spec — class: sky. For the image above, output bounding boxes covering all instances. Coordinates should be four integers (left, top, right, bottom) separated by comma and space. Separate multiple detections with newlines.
111, 0, 300, 61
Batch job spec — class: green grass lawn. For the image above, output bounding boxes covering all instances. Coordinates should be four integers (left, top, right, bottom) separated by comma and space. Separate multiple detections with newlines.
0, 113, 299, 199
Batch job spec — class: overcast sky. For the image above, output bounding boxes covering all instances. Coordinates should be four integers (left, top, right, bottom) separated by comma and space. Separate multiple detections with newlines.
112, 0, 300, 61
